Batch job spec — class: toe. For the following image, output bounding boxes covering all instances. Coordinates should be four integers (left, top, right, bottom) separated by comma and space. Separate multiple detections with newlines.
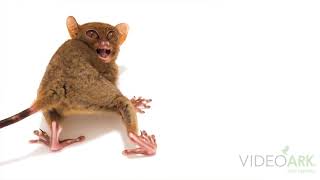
29, 139, 39, 143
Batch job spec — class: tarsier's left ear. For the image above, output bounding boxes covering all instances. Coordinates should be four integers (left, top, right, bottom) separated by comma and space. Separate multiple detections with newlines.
115, 23, 129, 45
66, 16, 79, 39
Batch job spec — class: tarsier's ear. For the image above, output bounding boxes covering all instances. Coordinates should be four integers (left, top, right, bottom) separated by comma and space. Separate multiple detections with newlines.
115, 23, 129, 45
66, 16, 79, 39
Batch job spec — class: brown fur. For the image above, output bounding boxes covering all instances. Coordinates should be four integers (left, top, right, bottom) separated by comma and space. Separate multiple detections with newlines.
0, 17, 137, 133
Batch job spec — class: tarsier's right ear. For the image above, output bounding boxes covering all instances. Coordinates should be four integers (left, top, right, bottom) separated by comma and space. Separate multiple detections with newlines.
115, 23, 129, 45
66, 16, 79, 39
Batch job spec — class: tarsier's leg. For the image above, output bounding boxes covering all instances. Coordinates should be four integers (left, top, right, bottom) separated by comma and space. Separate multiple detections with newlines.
130, 96, 152, 114
114, 96, 157, 156
30, 110, 85, 151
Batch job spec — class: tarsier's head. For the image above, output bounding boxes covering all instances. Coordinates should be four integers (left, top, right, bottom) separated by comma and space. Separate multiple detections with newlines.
66, 16, 128, 63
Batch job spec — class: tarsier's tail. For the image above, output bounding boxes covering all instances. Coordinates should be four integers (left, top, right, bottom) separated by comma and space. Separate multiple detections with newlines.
0, 105, 38, 129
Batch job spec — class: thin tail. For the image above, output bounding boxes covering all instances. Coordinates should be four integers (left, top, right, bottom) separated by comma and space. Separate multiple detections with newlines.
0, 105, 38, 129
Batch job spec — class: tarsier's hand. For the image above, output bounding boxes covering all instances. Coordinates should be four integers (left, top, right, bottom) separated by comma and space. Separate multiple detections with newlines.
130, 96, 152, 114
123, 130, 157, 156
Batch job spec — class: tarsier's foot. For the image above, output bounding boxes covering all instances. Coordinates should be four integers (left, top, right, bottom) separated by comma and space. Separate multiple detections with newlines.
130, 96, 152, 114
123, 130, 157, 156
30, 121, 85, 151
30, 129, 85, 151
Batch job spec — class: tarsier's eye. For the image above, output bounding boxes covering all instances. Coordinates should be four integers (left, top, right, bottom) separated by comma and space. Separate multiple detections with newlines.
107, 31, 118, 41
86, 30, 99, 39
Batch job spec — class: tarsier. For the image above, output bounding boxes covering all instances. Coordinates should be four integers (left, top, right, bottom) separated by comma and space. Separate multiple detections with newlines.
0, 16, 157, 156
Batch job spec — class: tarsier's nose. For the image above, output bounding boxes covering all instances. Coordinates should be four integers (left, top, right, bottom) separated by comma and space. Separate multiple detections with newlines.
99, 40, 110, 47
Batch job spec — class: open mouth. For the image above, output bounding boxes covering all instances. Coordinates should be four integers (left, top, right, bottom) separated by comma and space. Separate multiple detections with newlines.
96, 48, 111, 61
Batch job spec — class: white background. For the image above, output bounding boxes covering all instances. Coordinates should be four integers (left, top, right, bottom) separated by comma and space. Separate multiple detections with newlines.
0, 0, 319, 179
